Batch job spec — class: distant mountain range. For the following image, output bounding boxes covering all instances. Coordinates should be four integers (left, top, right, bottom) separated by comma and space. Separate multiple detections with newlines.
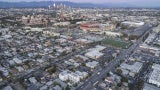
0, 1, 159, 8
0, 1, 136, 8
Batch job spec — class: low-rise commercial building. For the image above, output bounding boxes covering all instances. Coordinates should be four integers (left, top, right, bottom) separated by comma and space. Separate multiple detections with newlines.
59, 70, 88, 84
121, 21, 144, 27
86, 61, 99, 69
85, 45, 106, 60
120, 62, 143, 77
85, 51, 103, 60
148, 64, 160, 87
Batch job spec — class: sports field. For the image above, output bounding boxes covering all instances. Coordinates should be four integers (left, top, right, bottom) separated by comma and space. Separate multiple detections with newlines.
102, 38, 131, 49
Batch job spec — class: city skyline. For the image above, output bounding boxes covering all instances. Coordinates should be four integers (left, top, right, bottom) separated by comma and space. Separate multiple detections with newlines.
0, 0, 160, 7
0, 0, 160, 3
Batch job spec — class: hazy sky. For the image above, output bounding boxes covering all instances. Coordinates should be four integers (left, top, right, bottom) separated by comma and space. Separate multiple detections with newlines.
0, 0, 160, 6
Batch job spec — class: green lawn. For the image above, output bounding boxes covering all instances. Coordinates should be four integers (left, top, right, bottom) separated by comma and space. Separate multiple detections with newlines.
102, 38, 131, 49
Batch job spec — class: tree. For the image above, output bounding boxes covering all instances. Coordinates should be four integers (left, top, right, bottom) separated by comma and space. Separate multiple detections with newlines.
65, 85, 70, 90
54, 82, 61, 87
54, 36, 58, 39
108, 56, 113, 63
107, 73, 110, 77
121, 77, 128, 83
101, 60, 105, 68
53, 49, 57, 52
24, 60, 30, 68
47, 66, 57, 74
117, 82, 122, 87
121, 25, 128, 30
116, 69, 122, 75
137, 79, 144, 90
129, 35, 138, 40
102, 77, 105, 81
116, 21, 121, 28
120, 60, 125, 63
82, 63, 86, 66
122, 33, 128, 37
0, 32, 2, 36
0, 71, 3, 77
35, 54, 42, 59
61, 51, 67, 56
72, 48, 76, 52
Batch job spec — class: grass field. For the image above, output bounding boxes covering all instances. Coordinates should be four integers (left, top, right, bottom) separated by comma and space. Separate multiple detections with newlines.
102, 38, 131, 49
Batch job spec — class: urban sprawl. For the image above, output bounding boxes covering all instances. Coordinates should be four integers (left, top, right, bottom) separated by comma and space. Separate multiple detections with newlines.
0, 3, 160, 90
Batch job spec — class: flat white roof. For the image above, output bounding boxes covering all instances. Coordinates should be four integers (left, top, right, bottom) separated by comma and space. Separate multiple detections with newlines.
122, 21, 144, 26
140, 44, 160, 51
85, 50, 103, 59
120, 62, 143, 73
152, 64, 160, 71
86, 61, 98, 68
149, 70, 160, 84
105, 31, 122, 36
85, 45, 105, 59
149, 64, 160, 87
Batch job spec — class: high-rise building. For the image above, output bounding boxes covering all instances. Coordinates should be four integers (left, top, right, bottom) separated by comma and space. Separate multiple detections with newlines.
53, 0, 56, 9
